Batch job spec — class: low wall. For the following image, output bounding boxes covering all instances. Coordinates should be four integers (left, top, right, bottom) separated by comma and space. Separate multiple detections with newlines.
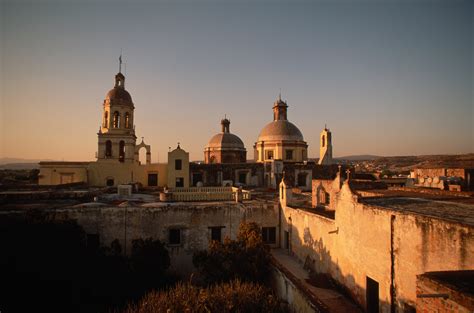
271, 263, 327, 313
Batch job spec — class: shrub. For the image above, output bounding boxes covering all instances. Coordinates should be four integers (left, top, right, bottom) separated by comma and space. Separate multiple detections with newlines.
122, 280, 288, 313
193, 222, 271, 284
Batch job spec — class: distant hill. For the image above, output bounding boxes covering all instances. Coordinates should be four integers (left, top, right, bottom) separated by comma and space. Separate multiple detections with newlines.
0, 158, 54, 165
371, 154, 474, 171
0, 163, 41, 170
0, 158, 54, 170
336, 155, 381, 161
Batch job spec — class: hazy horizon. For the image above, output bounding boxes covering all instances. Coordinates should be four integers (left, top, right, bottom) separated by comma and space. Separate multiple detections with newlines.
1, 0, 473, 162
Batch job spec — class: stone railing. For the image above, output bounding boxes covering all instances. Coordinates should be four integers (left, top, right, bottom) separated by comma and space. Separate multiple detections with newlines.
162, 186, 251, 202
232, 187, 252, 200
168, 186, 232, 193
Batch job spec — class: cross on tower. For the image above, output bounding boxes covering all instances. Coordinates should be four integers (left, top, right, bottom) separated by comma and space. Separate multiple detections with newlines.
345, 169, 351, 181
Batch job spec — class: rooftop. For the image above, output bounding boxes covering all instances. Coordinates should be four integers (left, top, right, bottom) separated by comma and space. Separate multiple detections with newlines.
361, 197, 474, 227
419, 270, 474, 296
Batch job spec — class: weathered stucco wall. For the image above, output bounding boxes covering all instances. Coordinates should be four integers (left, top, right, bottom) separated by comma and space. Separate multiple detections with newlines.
392, 212, 473, 309
52, 200, 279, 276
280, 182, 474, 312
38, 162, 90, 185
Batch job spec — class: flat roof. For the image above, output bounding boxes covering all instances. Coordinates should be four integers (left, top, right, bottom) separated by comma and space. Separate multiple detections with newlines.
420, 271, 474, 296
362, 197, 474, 227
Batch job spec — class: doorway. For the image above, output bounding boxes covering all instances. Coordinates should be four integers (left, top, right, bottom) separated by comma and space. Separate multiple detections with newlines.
366, 276, 379, 313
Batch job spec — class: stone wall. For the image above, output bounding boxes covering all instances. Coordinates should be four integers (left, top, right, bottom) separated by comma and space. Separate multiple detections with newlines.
280, 182, 474, 312
50, 200, 279, 276
271, 265, 324, 313
416, 271, 474, 313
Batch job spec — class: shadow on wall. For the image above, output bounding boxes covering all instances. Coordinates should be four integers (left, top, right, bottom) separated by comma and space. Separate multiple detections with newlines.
288, 223, 394, 313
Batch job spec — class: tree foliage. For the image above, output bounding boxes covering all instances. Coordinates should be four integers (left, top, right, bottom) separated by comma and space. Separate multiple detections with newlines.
0, 214, 172, 313
193, 221, 271, 285
131, 238, 171, 289
122, 280, 288, 313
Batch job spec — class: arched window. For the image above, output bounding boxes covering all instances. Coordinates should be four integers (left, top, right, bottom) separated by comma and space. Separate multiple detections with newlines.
113, 111, 120, 128
124, 112, 130, 128
104, 111, 109, 128
322, 135, 325, 148
105, 140, 112, 157
119, 140, 125, 162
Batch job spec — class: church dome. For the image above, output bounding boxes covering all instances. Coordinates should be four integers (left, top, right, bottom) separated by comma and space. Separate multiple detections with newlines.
105, 72, 133, 106
257, 120, 304, 142
206, 132, 245, 149
106, 87, 133, 104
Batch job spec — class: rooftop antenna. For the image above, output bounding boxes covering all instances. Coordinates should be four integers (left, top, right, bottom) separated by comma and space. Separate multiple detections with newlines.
279, 88, 282, 101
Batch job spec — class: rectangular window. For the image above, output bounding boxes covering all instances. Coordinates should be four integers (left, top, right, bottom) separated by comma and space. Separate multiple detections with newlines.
209, 226, 223, 243
297, 173, 307, 187
147, 173, 158, 186
266, 150, 274, 160
285, 150, 293, 160
238, 172, 247, 184
175, 177, 184, 187
175, 159, 182, 170
169, 228, 181, 245
262, 227, 276, 244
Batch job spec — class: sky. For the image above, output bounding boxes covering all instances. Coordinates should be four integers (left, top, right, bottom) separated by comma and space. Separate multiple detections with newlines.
1, 0, 473, 162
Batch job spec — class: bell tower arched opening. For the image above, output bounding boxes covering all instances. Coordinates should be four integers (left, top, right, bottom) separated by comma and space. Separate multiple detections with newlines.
105, 140, 112, 157
113, 111, 120, 128
119, 140, 125, 162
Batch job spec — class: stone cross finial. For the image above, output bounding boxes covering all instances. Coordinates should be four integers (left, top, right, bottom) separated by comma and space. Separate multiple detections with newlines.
345, 169, 351, 181
177, 142, 181, 149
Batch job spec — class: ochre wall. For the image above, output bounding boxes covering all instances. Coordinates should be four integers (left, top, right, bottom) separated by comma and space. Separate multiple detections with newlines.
38, 163, 89, 185
281, 182, 474, 312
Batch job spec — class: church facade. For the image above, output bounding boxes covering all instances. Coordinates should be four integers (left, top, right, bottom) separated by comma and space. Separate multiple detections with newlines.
39, 67, 334, 189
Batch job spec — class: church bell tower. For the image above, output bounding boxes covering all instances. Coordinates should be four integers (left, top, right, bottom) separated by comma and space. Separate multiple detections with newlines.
97, 58, 137, 163
318, 126, 333, 165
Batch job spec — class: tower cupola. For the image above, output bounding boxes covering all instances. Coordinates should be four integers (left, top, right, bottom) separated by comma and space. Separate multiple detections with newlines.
221, 117, 231, 133
273, 94, 288, 121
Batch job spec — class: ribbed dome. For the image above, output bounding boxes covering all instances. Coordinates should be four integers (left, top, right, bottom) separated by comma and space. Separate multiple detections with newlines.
106, 87, 133, 104
206, 133, 245, 149
257, 120, 304, 142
